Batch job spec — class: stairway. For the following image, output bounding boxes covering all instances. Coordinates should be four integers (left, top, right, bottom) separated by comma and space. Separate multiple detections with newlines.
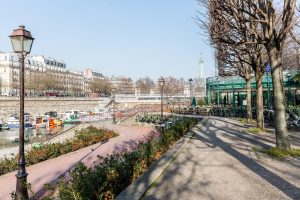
121, 114, 155, 128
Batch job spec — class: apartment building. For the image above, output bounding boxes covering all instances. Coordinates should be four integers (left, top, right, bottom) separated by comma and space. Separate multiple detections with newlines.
0, 52, 96, 96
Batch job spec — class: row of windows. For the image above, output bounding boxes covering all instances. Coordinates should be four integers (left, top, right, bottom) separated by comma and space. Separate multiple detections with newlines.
92, 72, 103, 77
138, 97, 161, 101
45, 60, 66, 68
27, 60, 43, 67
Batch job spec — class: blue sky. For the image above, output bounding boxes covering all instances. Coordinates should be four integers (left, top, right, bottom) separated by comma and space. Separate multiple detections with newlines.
0, 0, 215, 80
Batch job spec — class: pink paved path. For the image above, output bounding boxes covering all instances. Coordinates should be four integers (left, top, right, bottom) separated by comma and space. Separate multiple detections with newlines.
0, 124, 156, 200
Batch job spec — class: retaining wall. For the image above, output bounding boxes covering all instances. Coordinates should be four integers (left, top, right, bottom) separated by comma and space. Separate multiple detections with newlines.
0, 97, 101, 119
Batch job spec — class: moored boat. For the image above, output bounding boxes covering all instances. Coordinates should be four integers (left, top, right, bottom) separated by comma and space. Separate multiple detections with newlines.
33, 115, 49, 128
7, 114, 34, 129
58, 112, 81, 124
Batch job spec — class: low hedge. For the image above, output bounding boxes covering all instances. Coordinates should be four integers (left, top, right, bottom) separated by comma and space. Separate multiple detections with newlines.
136, 114, 170, 124
287, 105, 300, 117
56, 117, 199, 200
0, 126, 118, 176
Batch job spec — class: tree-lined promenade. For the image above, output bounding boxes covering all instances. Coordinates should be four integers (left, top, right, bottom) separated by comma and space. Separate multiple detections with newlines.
197, 0, 300, 151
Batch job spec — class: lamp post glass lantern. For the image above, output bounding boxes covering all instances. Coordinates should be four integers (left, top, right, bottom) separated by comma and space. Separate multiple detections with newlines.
10, 25, 34, 199
158, 77, 165, 119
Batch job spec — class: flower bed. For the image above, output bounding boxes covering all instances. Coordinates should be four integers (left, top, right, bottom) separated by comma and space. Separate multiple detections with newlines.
55, 117, 199, 200
0, 126, 118, 176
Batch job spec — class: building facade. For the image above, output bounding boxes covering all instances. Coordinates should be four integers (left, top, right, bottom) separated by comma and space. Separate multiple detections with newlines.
0, 52, 102, 97
110, 76, 135, 95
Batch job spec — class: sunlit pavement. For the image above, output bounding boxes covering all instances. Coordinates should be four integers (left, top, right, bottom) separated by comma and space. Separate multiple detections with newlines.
142, 117, 300, 200
0, 123, 157, 200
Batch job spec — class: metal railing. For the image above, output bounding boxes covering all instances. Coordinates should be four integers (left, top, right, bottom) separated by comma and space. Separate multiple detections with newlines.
0, 96, 103, 101
115, 104, 167, 123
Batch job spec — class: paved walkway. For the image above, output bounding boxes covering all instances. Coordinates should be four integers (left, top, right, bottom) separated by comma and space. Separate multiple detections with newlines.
142, 117, 300, 200
0, 123, 156, 200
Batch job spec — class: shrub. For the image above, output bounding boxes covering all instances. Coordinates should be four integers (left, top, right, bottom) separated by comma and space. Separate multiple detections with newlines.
0, 126, 118, 176
197, 97, 207, 106
57, 117, 199, 200
287, 105, 300, 117
136, 114, 171, 124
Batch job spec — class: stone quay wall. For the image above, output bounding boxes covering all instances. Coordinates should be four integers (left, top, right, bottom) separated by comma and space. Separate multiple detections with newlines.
0, 97, 101, 120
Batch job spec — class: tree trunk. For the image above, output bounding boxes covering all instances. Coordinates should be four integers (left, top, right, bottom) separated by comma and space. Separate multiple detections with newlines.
269, 46, 290, 150
246, 79, 252, 123
256, 71, 264, 129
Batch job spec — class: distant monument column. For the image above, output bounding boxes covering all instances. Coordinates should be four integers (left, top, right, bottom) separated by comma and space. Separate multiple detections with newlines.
199, 53, 204, 80
199, 53, 206, 97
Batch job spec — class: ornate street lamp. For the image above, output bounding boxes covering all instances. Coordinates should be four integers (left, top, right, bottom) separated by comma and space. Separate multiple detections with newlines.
10, 25, 34, 199
112, 86, 116, 124
158, 77, 165, 118
189, 78, 193, 105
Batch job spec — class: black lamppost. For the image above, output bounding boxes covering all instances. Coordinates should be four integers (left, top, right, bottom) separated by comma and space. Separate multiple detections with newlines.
10, 25, 34, 199
112, 86, 116, 124
189, 78, 193, 105
158, 77, 165, 118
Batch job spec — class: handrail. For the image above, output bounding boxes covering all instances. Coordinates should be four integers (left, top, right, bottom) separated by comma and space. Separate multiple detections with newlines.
116, 104, 167, 123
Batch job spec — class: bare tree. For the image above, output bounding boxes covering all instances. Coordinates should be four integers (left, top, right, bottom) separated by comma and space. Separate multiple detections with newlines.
193, 77, 206, 97
136, 77, 155, 94
197, 0, 297, 150
246, 0, 296, 150
162, 77, 184, 97
89, 78, 112, 96
197, 0, 266, 124
158, 77, 184, 107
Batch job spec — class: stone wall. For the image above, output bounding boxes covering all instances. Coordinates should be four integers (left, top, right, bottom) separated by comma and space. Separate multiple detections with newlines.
0, 97, 101, 120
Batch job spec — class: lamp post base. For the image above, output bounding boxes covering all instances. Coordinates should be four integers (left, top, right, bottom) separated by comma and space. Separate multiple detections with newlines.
16, 172, 28, 200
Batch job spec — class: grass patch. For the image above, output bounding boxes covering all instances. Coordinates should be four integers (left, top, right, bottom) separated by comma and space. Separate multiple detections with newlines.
255, 147, 300, 160
252, 147, 261, 159
239, 118, 247, 124
248, 127, 261, 134
263, 148, 300, 160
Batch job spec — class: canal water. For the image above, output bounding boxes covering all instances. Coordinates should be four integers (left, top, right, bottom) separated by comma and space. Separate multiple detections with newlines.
0, 124, 76, 149
0, 113, 112, 150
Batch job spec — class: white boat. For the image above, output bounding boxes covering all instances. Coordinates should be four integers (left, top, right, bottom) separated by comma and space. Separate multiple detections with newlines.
65, 110, 80, 118
57, 112, 81, 124
7, 114, 34, 129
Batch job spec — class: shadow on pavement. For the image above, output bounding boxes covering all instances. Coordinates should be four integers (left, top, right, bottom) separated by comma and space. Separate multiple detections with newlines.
143, 118, 300, 200
199, 119, 300, 199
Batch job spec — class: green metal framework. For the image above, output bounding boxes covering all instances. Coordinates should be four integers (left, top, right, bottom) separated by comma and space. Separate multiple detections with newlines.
206, 71, 300, 108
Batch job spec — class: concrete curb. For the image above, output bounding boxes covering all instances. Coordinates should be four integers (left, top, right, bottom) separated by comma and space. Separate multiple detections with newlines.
116, 117, 208, 200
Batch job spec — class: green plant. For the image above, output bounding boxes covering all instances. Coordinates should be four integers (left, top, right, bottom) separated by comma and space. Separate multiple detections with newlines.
56, 117, 199, 200
262, 147, 300, 160
239, 118, 247, 124
248, 127, 261, 134
136, 114, 171, 124
197, 97, 207, 106
0, 126, 118, 176
287, 105, 300, 117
